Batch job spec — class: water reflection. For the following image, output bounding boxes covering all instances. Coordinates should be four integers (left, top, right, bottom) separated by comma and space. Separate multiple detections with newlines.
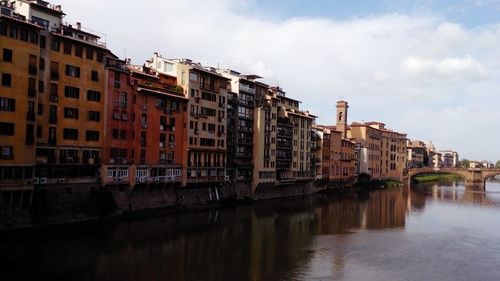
0, 181, 499, 281
411, 179, 500, 207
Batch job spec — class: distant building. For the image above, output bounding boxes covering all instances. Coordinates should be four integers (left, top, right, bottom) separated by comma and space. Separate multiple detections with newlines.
440, 150, 459, 168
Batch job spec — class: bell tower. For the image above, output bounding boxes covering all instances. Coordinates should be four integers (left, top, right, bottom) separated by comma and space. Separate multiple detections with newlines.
336, 100, 348, 138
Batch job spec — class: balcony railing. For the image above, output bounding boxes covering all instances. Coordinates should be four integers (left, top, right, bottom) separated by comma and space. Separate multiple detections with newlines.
50, 95, 59, 102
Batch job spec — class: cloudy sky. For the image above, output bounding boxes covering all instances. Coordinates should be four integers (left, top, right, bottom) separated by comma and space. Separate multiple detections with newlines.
58, 0, 500, 161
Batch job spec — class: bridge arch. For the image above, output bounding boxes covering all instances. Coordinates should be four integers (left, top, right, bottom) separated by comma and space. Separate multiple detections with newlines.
405, 168, 500, 190
406, 168, 468, 186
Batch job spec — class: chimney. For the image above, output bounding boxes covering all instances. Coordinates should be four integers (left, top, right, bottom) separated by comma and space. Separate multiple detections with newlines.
76, 22, 81, 30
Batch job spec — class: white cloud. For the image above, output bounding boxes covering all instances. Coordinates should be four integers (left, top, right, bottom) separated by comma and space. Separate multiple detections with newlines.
58, 0, 500, 160
402, 55, 489, 80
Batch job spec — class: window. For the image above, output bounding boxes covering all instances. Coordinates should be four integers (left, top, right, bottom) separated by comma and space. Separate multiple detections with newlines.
36, 125, 42, 138
75, 44, 83, 57
65, 65, 80, 77
0, 146, 13, 159
8, 25, 17, 39
25, 124, 34, 145
87, 90, 101, 102
86, 47, 94, 60
39, 58, 45, 71
2, 48, 12, 62
64, 86, 80, 99
91, 70, 98, 81
86, 131, 99, 141
0, 22, 6, 35
64, 107, 79, 119
51, 39, 60, 52
38, 80, 44, 93
50, 61, 59, 80
96, 50, 104, 62
39, 35, 46, 48
0, 122, 14, 135
32, 16, 49, 29
63, 41, 72, 55
28, 78, 36, 97
63, 128, 78, 140
1, 73, 11, 87
29, 31, 38, 44
112, 129, 127, 140
37, 103, 43, 115
88, 111, 100, 122
20, 29, 28, 41
0, 97, 15, 111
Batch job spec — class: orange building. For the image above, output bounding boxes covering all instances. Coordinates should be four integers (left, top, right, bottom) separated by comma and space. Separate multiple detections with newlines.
33, 19, 111, 185
102, 59, 188, 188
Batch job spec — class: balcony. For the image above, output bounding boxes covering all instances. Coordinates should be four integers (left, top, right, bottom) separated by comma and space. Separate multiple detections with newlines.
239, 84, 256, 94
83, 157, 101, 165
50, 95, 59, 102
59, 157, 80, 164
29, 65, 37, 75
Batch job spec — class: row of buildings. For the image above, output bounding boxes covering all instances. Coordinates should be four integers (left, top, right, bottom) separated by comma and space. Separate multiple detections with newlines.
407, 140, 460, 169
0, 1, 460, 199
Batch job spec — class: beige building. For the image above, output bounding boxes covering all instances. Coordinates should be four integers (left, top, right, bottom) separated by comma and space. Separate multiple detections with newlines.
273, 87, 315, 182
251, 82, 278, 191
348, 122, 382, 179
146, 54, 230, 187
365, 122, 407, 180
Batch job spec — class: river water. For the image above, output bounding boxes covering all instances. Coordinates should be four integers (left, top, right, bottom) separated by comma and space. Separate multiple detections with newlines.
1, 180, 500, 281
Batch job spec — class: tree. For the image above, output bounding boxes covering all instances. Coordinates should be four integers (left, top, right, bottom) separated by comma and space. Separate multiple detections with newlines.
460, 159, 470, 168
495, 161, 500, 168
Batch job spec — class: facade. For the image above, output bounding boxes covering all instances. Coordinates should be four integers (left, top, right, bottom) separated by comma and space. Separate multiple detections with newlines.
348, 122, 382, 179
102, 59, 188, 187
146, 54, 229, 187
0, 1, 112, 189
251, 83, 278, 191
311, 125, 324, 180
0, 2, 42, 190
365, 122, 407, 180
407, 140, 426, 168
273, 87, 315, 183
217, 70, 259, 183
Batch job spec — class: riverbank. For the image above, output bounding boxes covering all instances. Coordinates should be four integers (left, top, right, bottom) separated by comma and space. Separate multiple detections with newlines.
353, 179, 403, 190
413, 173, 463, 184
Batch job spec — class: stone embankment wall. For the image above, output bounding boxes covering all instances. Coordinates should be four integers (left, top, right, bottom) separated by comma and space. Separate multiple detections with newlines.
0, 180, 349, 230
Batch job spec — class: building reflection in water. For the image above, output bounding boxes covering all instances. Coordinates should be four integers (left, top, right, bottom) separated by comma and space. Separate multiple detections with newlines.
0, 188, 413, 281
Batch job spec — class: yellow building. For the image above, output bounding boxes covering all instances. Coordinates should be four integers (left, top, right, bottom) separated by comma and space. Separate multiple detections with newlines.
0, 4, 41, 189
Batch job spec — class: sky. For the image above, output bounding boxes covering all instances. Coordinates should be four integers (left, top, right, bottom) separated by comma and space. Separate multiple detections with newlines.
56, 0, 500, 161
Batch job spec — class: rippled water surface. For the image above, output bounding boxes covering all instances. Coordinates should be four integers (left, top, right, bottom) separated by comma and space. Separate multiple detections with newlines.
1, 180, 500, 281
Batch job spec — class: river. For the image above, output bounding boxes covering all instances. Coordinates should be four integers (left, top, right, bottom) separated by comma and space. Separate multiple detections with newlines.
1, 180, 500, 281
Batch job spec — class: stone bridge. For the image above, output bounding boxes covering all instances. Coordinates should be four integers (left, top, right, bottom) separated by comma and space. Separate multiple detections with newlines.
403, 167, 500, 190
